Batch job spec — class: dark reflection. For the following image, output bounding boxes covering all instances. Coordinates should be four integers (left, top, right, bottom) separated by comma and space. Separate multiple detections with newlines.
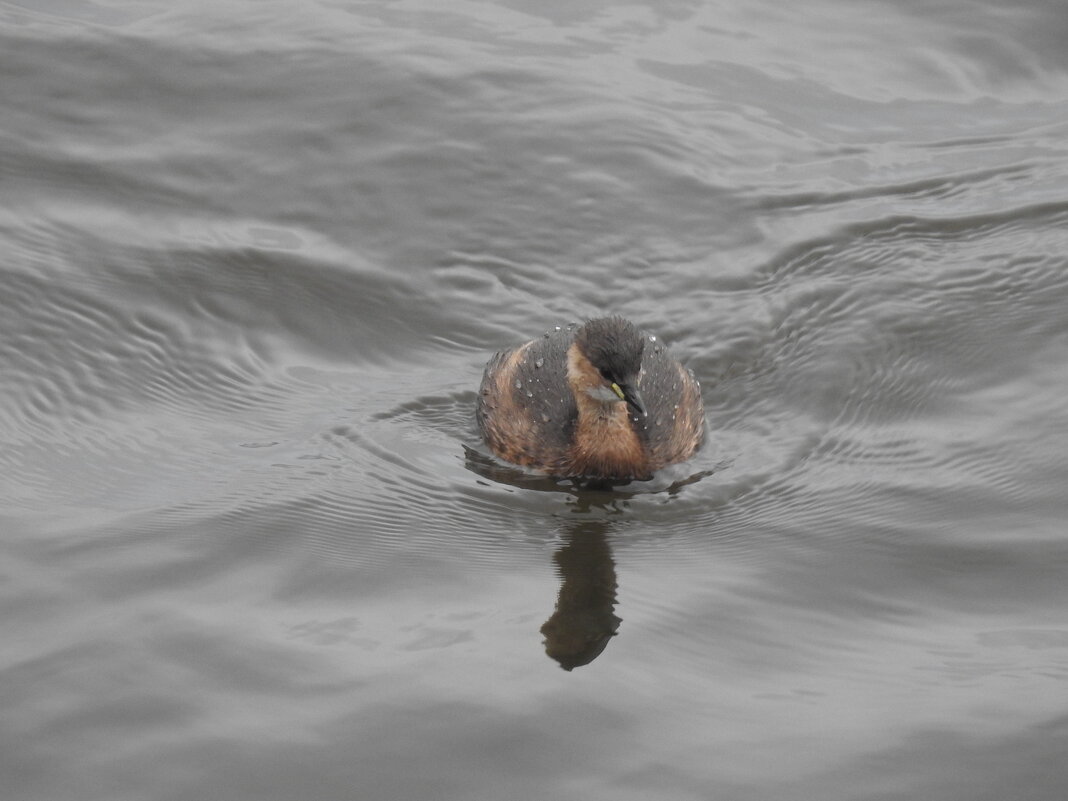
464, 443, 714, 670
541, 520, 621, 671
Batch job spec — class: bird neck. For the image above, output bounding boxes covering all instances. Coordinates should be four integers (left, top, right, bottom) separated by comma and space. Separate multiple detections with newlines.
566, 344, 648, 478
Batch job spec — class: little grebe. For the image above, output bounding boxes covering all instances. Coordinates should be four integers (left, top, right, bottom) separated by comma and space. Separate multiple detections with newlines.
476, 317, 704, 480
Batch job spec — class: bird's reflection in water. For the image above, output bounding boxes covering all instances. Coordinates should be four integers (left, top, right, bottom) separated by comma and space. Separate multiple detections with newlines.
541, 519, 621, 670
463, 448, 710, 670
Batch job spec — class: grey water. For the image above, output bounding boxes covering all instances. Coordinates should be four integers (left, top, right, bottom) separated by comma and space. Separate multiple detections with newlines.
3, 1, 1068, 799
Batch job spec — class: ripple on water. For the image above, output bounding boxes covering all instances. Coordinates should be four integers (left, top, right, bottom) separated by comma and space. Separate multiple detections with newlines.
0, 217, 467, 525
634, 200, 1068, 559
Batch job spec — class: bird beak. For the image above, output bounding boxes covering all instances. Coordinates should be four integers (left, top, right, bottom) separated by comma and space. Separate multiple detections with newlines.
612, 382, 647, 417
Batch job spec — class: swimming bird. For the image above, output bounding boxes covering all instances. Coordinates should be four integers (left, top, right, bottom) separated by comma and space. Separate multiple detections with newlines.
476, 316, 704, 480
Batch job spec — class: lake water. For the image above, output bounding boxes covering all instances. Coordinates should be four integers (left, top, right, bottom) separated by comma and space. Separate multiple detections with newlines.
3, 1, 1068, 799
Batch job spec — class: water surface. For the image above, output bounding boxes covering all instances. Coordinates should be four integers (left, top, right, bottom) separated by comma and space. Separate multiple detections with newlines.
3, 1, 1068, 799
